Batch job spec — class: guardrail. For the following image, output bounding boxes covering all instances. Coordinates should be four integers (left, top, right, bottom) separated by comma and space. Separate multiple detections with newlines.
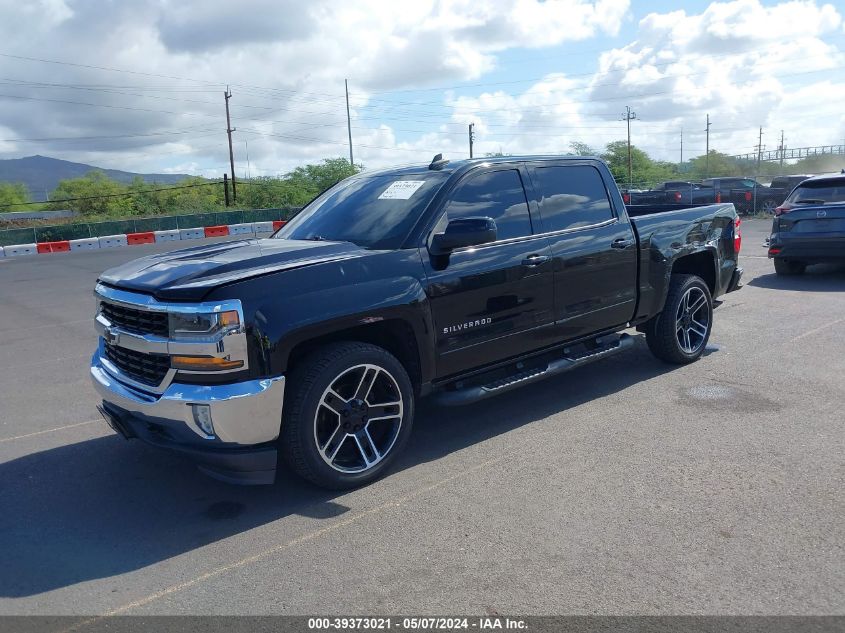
0, 207, 300, 247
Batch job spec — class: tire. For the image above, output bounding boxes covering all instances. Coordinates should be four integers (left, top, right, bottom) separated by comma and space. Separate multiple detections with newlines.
774, 259, 806, 276
645, 274, 713, 364
280, 342, 414, 489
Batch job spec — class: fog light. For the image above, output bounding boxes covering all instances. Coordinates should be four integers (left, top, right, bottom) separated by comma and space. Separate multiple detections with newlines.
192, 404, 215, 438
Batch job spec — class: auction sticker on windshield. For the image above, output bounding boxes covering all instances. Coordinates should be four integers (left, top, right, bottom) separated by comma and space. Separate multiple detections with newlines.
378, 180, 426, 200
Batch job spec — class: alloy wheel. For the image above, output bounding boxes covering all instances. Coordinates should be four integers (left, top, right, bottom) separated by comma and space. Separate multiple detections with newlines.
314, 364, 404, 473
675, 287, 710, 354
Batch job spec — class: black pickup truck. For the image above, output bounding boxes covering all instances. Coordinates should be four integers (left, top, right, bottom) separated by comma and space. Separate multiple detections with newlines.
623, 181, 717, 206
91, 156, 743, 489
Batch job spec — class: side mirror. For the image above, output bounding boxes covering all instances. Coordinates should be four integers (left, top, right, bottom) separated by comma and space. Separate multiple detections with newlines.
430, 217, 497, 255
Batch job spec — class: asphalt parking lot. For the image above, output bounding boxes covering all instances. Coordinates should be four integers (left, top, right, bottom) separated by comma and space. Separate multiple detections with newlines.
0, 219, 842, 616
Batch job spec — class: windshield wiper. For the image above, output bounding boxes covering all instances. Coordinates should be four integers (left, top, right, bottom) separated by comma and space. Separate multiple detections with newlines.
794, 199, 827, 205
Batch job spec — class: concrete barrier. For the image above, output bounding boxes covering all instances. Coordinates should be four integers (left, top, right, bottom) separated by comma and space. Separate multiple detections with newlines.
37, 241, 71, 254
253, 221, 275, 235
0, 246, 4, 257
70, 238, 100, 251
204, 225, 230, 237
127, 231, 156, 245
98, 235, 128, 249
154, 230, 181, 243
228, 223, 255, 236
5, 243, 37, 256
272, 220, 287, 231
179, 228, 205, 240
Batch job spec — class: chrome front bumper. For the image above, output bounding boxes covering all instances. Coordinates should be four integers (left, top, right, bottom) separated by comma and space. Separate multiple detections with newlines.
91, 349, 286, 447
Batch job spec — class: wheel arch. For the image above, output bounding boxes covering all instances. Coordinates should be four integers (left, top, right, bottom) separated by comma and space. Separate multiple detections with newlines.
285, 318, 426, 395
670, 249, 717, 295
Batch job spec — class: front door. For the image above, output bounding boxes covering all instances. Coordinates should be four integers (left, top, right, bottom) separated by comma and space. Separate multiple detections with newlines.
421, 166, 556, 378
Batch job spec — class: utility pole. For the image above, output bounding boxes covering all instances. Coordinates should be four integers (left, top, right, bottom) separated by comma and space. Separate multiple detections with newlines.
754, 126, 764, 213
621, 106, 637, 187
224, 87, 237, 203
244, 140, 251, 180
345, 79, 354, 166
468, 123, 475, 158
680, 127, 684, 167
704, 114, 711, 177
779, 130, 785, 170
223, 173, 230, 207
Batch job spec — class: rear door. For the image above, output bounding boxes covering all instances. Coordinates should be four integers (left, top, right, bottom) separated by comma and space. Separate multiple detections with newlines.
525, 161, 638, 340
421, 165, 556, 377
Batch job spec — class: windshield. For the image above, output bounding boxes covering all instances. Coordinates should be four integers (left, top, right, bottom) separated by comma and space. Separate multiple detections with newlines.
785, 179, 845, 205
275, 172, 449, 249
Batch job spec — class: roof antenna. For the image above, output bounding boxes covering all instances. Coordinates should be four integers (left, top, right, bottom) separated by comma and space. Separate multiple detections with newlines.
429, 153, 449, 170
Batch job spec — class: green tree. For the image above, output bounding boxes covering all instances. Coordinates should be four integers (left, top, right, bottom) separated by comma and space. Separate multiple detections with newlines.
48, 170, 132, 216
601, 141, 679, 188
569, 141, 595, 156
0, 182, 32, 211
284, 158, 361, 197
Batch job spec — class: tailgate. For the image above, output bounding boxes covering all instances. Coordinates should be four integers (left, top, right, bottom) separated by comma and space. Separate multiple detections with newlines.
779, 205, 845, 237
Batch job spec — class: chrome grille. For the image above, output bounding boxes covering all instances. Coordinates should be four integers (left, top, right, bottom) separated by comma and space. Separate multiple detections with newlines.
104, 343, 170, 387
100, 301, 168, 337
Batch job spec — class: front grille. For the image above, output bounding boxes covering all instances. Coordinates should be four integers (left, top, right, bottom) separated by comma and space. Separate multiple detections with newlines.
104, 343, 170, 387
100, 301, 168, 337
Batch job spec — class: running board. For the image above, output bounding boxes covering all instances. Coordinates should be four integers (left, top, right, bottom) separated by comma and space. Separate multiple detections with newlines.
434, 333, 634, 406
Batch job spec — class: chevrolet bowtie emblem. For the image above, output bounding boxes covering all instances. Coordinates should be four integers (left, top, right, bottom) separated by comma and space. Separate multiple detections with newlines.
103, 326, 119, 345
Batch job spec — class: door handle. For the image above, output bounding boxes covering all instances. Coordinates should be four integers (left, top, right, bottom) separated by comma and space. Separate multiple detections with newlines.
611, 238, 635, 249
522, 254, 550, 267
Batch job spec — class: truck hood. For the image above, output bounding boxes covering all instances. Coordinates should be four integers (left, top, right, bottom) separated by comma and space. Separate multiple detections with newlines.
98, 238, 366, 301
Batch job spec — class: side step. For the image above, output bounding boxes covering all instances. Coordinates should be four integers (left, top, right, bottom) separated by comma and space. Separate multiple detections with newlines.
434, 333, 634, 406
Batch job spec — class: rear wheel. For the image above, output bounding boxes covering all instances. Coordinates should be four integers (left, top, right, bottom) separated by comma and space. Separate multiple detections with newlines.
645, 274, 713, 364
774, 259, 806, 276
281, 342, 414, 489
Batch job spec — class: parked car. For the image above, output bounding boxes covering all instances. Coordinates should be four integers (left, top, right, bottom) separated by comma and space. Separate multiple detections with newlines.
768, 172, 845, 275
91, 155, 743, 489
699, 177, 773, 214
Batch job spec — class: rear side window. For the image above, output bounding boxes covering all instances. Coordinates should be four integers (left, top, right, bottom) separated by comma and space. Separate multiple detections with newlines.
532, 165, 614, 232
444, 169, 532, 240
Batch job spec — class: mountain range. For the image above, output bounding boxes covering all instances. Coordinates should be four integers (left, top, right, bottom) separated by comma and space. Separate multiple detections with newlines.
0, 155, 193, 201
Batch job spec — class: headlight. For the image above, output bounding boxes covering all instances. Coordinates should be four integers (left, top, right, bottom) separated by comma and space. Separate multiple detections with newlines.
168, 310, 240, 338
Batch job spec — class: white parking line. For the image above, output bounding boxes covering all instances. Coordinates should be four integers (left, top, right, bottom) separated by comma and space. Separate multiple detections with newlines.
0, 419, 100, 443
790, 318, 845, 343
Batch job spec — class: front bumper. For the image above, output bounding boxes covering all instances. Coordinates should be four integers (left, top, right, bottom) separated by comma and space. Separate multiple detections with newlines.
91, 352, 285, 485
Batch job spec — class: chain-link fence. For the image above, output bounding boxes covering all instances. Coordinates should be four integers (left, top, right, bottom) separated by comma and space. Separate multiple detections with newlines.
0, 207, 300, 247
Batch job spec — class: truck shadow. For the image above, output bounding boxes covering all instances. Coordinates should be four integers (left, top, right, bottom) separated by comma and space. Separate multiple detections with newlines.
748, 263, 845, 292
0, 337, 678, 598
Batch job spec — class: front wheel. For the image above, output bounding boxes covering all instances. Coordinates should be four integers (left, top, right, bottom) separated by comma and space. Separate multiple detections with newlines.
645, 274, 713, 364
281, 342, 414, 489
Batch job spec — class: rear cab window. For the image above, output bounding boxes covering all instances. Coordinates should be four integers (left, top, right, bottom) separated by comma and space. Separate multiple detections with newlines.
530, 164, 615, 232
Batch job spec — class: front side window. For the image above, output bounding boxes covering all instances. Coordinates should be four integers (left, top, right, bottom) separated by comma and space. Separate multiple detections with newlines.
532, 165, 614, 232
443, 169, 532, 241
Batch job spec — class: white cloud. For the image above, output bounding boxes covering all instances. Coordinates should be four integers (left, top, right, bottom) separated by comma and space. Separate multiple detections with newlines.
0, 0, 843, 178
